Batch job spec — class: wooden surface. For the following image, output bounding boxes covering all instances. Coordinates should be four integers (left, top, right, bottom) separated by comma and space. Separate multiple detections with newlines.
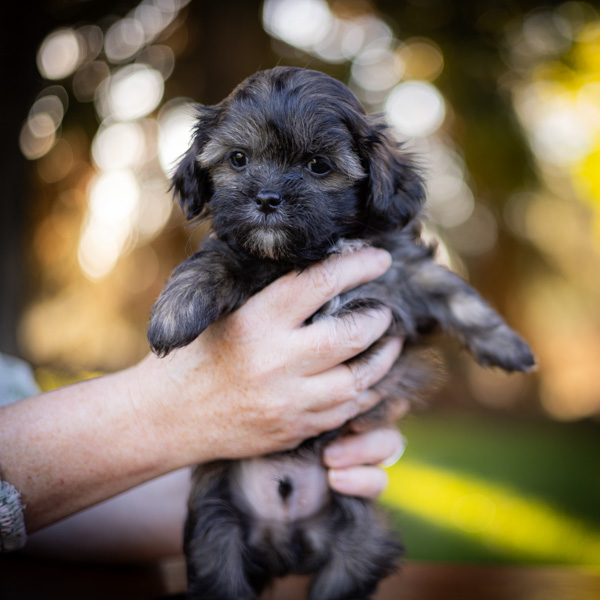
1, 555, 599, 599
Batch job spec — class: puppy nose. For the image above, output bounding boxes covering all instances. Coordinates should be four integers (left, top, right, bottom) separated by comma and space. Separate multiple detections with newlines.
255, 190, 282, 214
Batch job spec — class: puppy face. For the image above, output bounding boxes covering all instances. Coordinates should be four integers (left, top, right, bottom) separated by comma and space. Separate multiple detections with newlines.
173, 67, 425, 264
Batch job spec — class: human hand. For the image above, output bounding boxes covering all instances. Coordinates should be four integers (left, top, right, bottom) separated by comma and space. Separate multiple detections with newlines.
135, 247, 403, 468
324, 427, 407, 499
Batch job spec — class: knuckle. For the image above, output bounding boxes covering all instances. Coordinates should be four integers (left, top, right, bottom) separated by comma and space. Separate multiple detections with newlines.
327, 317, 367, 356
364, 308, 393, 340
340, 310, 391, 352
261, 399, 288, 429
284, 422, 306, 446
356, 389, 382, 414
324, 404, 356, 432
224, 311, 255, 340
343, 398, 361, 423
309, 262, 340, 300
329, 376, 358, 405
347, 360, 370, 393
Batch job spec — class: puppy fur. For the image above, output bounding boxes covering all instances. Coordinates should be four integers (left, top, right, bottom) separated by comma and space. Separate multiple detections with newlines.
148, 67, 535, 600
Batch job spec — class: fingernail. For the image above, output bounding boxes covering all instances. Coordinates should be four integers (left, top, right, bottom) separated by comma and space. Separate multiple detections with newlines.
323, 443, 345, 467
328, 468, 349, 487
372, 248, 392, 269
380, 436, 407, 468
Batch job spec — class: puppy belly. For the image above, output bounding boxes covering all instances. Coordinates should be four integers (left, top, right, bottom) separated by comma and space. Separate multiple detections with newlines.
231, 455, 329, 523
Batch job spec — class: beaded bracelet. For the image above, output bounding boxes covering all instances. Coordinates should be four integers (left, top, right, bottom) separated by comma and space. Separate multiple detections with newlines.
0, 479, 27, 552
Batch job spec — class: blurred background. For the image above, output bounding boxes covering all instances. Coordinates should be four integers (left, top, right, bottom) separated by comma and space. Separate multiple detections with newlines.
1, 0, 599, 567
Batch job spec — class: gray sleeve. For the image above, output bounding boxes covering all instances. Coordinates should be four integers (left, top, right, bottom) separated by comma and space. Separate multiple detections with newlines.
0, 353, 37, 551
0, 353, 40, 407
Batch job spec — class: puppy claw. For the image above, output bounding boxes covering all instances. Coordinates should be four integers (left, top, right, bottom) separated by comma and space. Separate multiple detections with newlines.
147, 324, 197, 357
148, 314, 209, 357
148, 289, 221, 356
467, 325, 536, 373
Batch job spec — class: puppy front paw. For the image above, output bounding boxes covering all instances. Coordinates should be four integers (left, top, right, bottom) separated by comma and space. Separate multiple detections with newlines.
147, 258, 227, 356
148, 290, 220, 357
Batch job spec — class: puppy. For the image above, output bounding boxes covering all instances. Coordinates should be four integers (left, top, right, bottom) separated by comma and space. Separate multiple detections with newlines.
148, 67, 535, 600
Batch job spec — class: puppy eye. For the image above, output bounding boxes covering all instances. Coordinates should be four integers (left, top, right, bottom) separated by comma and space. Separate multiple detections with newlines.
229, 151, 248, 169
306, 157, 331, 175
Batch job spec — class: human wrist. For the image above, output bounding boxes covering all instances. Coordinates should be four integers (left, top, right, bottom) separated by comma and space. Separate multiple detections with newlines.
127, 353, 216, 472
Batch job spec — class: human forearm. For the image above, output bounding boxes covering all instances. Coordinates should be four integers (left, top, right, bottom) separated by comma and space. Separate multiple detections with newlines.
0, 367, 179, 532
24, 469, 192, 562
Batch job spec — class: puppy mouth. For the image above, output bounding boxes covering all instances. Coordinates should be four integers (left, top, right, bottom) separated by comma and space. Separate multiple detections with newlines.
242, 226, 290, 260
246, 209, 286, 234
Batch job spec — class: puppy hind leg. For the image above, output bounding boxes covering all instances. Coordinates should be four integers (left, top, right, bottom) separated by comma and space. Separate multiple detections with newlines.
411, 264, 535, 372
185, 504, 267, 600
308, 534, 401, 600
308, 497, 402, 600
446, 290, 536, 372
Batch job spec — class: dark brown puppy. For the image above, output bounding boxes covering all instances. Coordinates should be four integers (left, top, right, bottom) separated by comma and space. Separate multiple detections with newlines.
148, 67, 535, 600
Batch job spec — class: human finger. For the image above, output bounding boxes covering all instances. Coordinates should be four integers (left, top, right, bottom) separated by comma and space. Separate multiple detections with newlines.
245, 247, 392, 330
303, 337, 403, 410
300, 389, 381, 436
323, 428, 406, 469
295, 311, 400, 376
383, 398, 411, 424
345, 396, 411, 433
327, 466, 389, 499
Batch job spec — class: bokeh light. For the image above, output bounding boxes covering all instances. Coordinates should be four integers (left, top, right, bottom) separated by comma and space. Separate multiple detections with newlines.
309, 18, 362, 63
513, 81, 597, 166
447, 205, 498, 258
72, 61, 110, 102
257, 0, 600, 426
135, 178, 173, 241
28, 95, 65, 137
19, 124, 55, 161
157, 100, 196, 176
351, 46, 403, 92
385, 80, 446, 138
77, 25, 104, 63
105, 18, 147, 64
137, 45, 175, 79
36, 139, 74, 184
263, 0, 333, 50
37, 28, 82, 80
92, 122, 146, 171
396, 38, 444, 82
78, 170, 140, 280
95, 64, 164, 121
350, 14, 394, 55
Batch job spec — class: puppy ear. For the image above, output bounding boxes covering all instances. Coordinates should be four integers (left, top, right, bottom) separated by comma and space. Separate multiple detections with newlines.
171, 105, 221, 220
361, 117, 426, 229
